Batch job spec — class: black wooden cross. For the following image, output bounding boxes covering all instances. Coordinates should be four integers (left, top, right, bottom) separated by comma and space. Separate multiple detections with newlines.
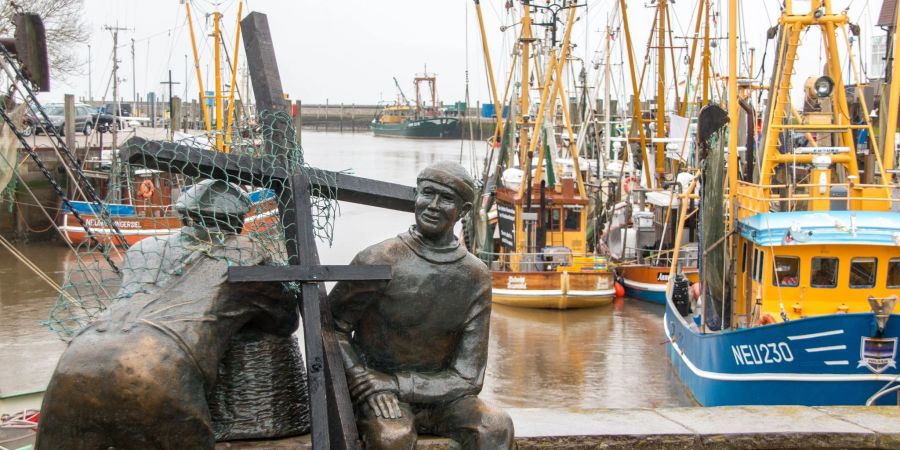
121, 137, 415, 450
119, 12, 417, 450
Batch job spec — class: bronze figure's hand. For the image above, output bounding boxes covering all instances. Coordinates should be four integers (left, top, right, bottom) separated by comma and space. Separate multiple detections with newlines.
348, 368, 399, 400
366, 391, 402, 419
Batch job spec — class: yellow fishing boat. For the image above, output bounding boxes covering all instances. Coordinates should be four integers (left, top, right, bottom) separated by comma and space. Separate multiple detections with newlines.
490, 178, 615, 309
468, 0, 616, 310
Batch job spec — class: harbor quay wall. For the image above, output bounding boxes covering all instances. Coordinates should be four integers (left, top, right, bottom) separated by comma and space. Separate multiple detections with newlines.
0, 147, 66, 242
76, 99, 500, 139
218, 405, 900, 450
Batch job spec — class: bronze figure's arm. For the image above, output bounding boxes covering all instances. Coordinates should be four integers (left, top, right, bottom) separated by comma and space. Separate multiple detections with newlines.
395, 287, 491, 405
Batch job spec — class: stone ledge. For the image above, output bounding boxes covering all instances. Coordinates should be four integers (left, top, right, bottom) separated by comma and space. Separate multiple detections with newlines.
215, 434, 456, 449
217, 405, 900, 450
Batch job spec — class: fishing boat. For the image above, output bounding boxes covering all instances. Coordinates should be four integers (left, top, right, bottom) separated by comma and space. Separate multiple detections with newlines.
608, 188, 700, 304
469, 1, 616, 310
60, 183, 279, 246
371, 73, 461, 139
490, 176, 615, 309
598, 0, 713, 304
665, 0, 900, 406
58, 1, 277, 246
612, 191, 699, 305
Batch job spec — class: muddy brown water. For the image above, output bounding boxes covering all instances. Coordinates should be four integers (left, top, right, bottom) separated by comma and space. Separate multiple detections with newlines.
0, 130, 693, 418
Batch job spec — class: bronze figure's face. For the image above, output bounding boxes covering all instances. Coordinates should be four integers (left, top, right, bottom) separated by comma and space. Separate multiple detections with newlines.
415, 180, 471, 240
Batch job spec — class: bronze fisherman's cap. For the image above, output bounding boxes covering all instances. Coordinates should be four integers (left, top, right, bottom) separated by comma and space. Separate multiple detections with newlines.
417, 161, 475, 203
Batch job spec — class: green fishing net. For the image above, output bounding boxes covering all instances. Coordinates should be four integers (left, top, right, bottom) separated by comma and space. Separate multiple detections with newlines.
45, 111, 337, 339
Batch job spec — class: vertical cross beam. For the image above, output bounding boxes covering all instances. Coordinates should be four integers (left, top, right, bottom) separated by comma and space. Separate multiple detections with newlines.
241, 12, 357, 450
286, 174, 359, 449
240, 12, 286, 114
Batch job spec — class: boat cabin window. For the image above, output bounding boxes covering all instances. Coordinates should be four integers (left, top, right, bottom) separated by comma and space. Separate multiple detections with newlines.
741, 242, 748, 273
546, 208, 562, 230
849, 257, 877, 289
564, 209, 581, 231
772, 256, 799, 287
810, 257, 839, 288
887, 258, 900, 289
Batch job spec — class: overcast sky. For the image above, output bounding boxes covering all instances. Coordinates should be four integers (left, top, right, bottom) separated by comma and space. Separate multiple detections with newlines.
35, 0, 888, 110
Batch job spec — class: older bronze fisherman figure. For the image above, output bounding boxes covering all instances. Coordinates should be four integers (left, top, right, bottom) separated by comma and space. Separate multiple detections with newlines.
36, 180, 300, 449
328, 161, 514, 449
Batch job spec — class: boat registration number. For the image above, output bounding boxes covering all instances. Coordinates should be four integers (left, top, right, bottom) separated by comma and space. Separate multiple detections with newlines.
507, 276, 527, 289
86, 219, 141, 229
731, 342, 794, 366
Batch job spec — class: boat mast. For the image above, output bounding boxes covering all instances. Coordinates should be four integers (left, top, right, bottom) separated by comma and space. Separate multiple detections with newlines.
213, 11, 223, 151
603, 21, 612, 165
104, 24, 127, 204
526, 4, 578, 193
655, 0, 667, 185
618, 0, 652, 184
881, 0, 900, 173
473, 0, 504, 144
224, 1, 243, 153
726, 0, 738, 238
518, 1, 534, 170
184, 2, 242, 153
185, 1, 212, 136
702, 0, 711, 106
679, 0, 713, 115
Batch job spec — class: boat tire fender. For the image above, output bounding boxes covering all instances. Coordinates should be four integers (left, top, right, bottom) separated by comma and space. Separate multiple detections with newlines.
672, 274, 691, 317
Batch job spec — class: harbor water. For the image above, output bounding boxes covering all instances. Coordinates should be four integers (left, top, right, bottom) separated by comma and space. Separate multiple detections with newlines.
0, 130, 694, 415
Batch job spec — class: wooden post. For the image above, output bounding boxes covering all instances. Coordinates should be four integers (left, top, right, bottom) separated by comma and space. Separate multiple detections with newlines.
63, 94, 75, 151
150, 94, 157, 128
294, 100, 302, 146
172, 97, 182, 140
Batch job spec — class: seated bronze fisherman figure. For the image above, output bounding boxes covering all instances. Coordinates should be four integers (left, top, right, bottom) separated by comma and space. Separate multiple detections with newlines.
328, 161, 514, 450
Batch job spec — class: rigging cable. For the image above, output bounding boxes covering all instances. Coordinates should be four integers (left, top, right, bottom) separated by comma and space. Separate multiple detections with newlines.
0, 48, 129, 252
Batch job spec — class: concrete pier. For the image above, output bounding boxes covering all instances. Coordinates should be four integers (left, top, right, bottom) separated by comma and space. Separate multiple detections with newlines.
217, 406, 900, 449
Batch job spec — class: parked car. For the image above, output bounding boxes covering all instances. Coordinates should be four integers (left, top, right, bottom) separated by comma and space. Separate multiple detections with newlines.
21, 104, 118, 136
100, 103, 132, 117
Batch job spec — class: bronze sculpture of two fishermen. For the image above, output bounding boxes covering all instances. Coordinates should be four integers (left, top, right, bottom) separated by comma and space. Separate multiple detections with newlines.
36, 162, 513, 449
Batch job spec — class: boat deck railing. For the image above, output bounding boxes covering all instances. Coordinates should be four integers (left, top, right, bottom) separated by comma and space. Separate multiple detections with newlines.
735, 181, 899, 219
477, 250, 611, 273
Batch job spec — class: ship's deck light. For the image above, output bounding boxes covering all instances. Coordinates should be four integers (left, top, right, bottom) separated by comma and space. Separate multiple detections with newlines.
814, 76, 834, 97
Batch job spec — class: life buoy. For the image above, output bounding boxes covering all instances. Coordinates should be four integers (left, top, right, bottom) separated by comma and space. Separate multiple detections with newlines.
758, 313, 777, 326
623, 176, 638, 193
140, 179, 155, 199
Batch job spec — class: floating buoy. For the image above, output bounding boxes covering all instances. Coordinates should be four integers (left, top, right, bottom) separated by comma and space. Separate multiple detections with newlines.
614, 281, 625, 298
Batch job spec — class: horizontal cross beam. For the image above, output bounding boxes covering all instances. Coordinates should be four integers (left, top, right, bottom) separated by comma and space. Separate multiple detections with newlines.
228, 264, 390, 283
120, 137, 416, 213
